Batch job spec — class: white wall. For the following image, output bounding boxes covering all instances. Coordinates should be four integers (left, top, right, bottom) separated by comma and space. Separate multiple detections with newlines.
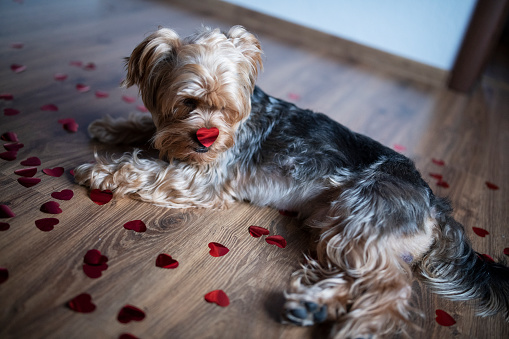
222, 0, 477, 70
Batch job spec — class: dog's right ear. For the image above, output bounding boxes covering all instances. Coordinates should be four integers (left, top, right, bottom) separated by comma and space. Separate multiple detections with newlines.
122, 28, 181, 89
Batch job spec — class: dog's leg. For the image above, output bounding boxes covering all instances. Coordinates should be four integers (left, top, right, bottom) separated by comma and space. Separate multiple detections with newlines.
74, 149, 231, 208
88, 112, 156, 145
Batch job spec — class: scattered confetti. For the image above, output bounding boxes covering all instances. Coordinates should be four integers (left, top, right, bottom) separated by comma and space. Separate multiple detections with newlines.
35, 218, 59, 232
68, 293, 96, 313
122, 95, 136, 103
58, 118, 79, 132
393, 144, 406, 152
155, 254, 179, 269
196, 127, 219, 148
472, 227, 489, 237
4, 142, 23, 151
14, 167, 37, 177
69, 61, 83, 67
40, 104, 58, 111
0, 94, 14, 100
279, 210, 298, 217
76, 84, 90, 93
480, 254, 495, 263
287, 92, 301, 101
503, 248, 509, 256
119, 334, 138, 339
95, 90, 109, 98
265, 235, 287, 248
429, 173, 443, 180
136, 104, 148, 113
90, 189, 113, 205
0, 222, 10, 231
208, 242, 229, 257
1, 132, 18, 142
248, 225, 270, 238
20, 157, 41, 166
123, 220, 147, 233
117, 305, 146, 324
83, 249, 108, 278
485, 182, 499, 190
40, 201, 62, 214
0, 268, 9, 284
204, 290, 230, 307
10, 42, 24, 49
432, 158, 445, 166
0, 151, 17, 161
0, 205, 15, 218
436, 180, 449, 188
11, 64, 26, 73
54, 73, 68, 81
435, 309, 456, 326
4, 108, 20, 116
51, 189, 74, 200
83, 62, 96, 71
17, 177, 41, 187
43, 167, 64, 177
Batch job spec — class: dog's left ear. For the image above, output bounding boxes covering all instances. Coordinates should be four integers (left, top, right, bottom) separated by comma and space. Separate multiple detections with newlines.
226, 26, 263, 88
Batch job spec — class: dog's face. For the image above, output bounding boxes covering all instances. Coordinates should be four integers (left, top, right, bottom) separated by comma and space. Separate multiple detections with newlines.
123, 26, 263, 164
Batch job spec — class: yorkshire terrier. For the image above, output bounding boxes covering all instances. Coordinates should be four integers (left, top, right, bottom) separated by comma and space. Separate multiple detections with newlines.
74, 26, 509, 338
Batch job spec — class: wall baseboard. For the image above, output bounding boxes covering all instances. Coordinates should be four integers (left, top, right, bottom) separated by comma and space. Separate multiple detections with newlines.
168, 0, 449, 88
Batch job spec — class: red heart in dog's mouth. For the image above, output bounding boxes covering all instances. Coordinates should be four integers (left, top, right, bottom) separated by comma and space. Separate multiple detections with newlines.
196, 127, 219, 148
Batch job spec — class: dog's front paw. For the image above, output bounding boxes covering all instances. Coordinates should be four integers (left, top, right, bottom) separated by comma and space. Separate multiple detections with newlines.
73, 162, 118, 192
282, 299, 328, 326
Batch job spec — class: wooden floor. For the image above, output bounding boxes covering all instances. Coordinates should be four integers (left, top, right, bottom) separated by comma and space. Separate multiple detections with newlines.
1, 1, 508, 338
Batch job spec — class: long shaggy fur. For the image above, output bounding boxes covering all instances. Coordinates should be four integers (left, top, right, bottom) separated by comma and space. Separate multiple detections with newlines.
74, 26, 509, 338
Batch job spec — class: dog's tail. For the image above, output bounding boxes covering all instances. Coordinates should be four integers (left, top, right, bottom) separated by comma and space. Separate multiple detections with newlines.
418, 196, 509, 320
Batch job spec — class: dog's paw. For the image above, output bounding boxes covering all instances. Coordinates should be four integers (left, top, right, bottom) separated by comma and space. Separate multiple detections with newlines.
282, 300, 328, 326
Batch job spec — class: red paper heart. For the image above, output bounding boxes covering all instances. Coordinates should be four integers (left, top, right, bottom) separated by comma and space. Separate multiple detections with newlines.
117, 305, 146, 324
40, 201, 62, 214
435, 309, 456, 326
43, 167, 64, 177
279, 210, 299, 217
208, 242, 229, 257
18, 177, 41, 187
95, 90, 109, 98
14, 167, 37, 177
83, 263, 108, 279
432, 158, 445, 166
54, 73, 68, 81
0, 222, 10, 231
472, 227, 489, 237
40, 104, 58, 111
393, 144, 406, 152
122, 95, 136, 103
35, 218, 59, 232
4, 108, 20, 116
84, 249, 108, 265
83, 62, 96, 71
90, 189, 113, 205
485, 182, 499, 190
265, 235, 287, 248
504, 248, 509, 256
119, 334, 138, 339
2, 132, 18, 141
11, 64, 26, 73
436, 180, 449, 188
51, 189, 74, 200
480, 254, 495, 263
123, 220, 146, 232
288, 92, 301, 101
68, 293, 96, 313
20, 157, 41, 166
58, 118, 79, 133
69, 61, 83, 67
156, 254, 179, 269
0, 94, 14, 101
248, 225, 270, 238
0, 205, 15, 218
10, 42, 24, 49
136, 105, 148, 113
4, 142, 23, 151
76, 84, 90, 93
204, 290, 230, 307
0, 268, 9, 284
429, 173, 443, 180
0, 151, 17, 161
196, 127, 219, 147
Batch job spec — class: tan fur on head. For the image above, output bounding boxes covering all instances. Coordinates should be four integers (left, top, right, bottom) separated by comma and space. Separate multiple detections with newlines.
122, 26, 263, 164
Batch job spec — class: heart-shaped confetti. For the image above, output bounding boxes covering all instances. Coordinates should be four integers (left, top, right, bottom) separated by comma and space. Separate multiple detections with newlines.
485, 182, 499, 190
436, 180, 449, 188
35, 218, 59, 232
429, 173, 443, 180
68, 293, 96, 313
43, 167, 64, 177
279, 210, 298, 217
83, 263, 109, 279
20, 157, 41, 166
0, 222, 10, 231
76, 84, 90, 93
393, 144, 406, 152
11, 64, 27, 73
435, 309, 456, 326
84, 249, 105, 265
58, 118, 79, 133
2, 132, 18, 142
287, 92, 301, 101
18, 177, 41, 187
40, 201, 62, 214
196, 127, 219, 148
480, 254, 495, 263
248, 225, 270, 238
472, 227, 489, 237
208, 242, 229, 257
136, 105, 148, 113
504, 248, 509, 256
51, 189, 74, 200
0, 205, 15, 218
40, 104, 58, 111
0, 151, 17, 161
4, 142, 24, 151
70, 61, 83, 67
117, 305, 146, 324
90, 189, 113, 205
0, 94, 14, 101
0, 268, 9, 284
156, 254, 179, 269
4, 108, 20, 116
54, 73, 68, 81
10, 42, 24, 49
83, 62, 96, 71
123, 220, 146, 232
204, 290, 230, 307
95, 90, 109, 98
122, 95, 136, 103
432, 158, 445, 166
265, 235, 287, 248
119, 334, 138, 339
14, 167, 37, 177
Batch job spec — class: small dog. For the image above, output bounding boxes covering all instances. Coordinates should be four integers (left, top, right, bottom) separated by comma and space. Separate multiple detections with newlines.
74, 26, 509, 338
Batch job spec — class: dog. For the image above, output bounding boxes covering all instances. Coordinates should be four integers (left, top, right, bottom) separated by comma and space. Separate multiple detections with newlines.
74, 26, 509, 338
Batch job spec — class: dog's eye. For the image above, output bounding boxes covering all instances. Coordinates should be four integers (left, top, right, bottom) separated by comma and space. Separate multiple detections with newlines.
183, 98, 197, 111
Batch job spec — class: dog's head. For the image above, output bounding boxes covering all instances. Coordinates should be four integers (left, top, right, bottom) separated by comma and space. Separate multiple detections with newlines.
123, 26, 263, 164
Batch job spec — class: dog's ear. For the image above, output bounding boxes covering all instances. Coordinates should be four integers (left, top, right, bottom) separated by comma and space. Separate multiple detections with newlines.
226, 26, 263, 86
122, 28, 181, 88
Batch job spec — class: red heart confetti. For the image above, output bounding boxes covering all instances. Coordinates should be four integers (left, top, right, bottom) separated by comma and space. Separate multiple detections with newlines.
0, 151, 17, 161
119, 334, 138, 339
40, 104, 58, 111
393, 144, 406, 152
208, 242, 229, 257
83, 263, 108, 279
432, 158, 445, 166
76, 84, 90, 93
69, 61, 83, 67
18, 177, 41, 187
279, 210, 299, 217
10, 42, 24, 49
265, 235, 287, 248
54, 73, 68, 81
287, 92, 301, 101
248, 225, 270, 238
504, 248, 509, 256
4, 108, 20, 116
0, 94, 14, 101
2, 132, 18, 141
155, 254, 179, 269
196, 127, 219, 147
472, 227, 489, 237
123, 220, 146, 233
11, 64, 27, 73
117, 305, 146, 324
58, 118, 79, 132
204, 290, 230, 307
20, 156, 40, 166
35, 218, 59, 232
435, 309, 456, 326
0, 205, 15, 218
68, 293, 96, 313
90, 189, 113, 205
0, 268, 9, 284
95, 90, 109, 98
43, 167, 64, 177
429, 173, 443, 180
480, 254, 495, 263
485, 182, 499, 190
436, 180, 449, 188
51, 189, 74, 200
70, 169, 75, 176
84, 249, 108, 266
136, 104, 148, 113
40, 201, 62, 214
0, 222, 10, 231
122, 95, 136, 103
4, 142, 24, 151
14, 167, 37, 177
83, 62, 96, 71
